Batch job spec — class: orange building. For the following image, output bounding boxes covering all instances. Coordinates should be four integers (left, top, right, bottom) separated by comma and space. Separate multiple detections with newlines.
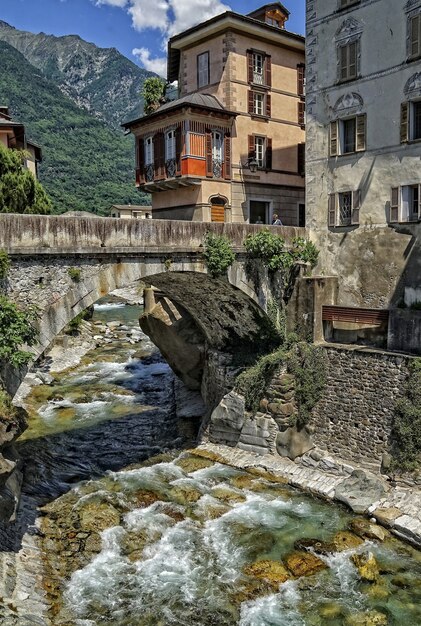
124, 3, 305, 225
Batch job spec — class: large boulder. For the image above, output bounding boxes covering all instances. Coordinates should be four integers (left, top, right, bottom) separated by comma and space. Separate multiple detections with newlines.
276, 425, 314, 460
351, 552, 380, 582
208, 391, 245, 446
284, 551, 327, 577
335, 470, 387, 514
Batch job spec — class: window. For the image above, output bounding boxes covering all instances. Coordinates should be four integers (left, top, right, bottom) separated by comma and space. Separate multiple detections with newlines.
144, 136, 153, 165
212, 131, 223, 161
329, 114, 366, 156
253, 53, 264, 84
165, 130, 176, 161
197, 52, 209, 88
253, 92, 264, 116
401, 100, 421, 142
248, 90, 271, 117
266, 17, 280, 28
248, 135, 272, 169
328, 190, 360, 227
338, 41, 358, 82
247, 51, 272, 87
409, 14, 421, 60
390, 185, 421, 223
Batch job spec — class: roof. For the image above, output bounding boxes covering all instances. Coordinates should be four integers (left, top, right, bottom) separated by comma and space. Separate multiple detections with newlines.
167, 7, 304, 82
248, 3, 290, 18
111, 205, 152, 211
123, 93, 236, 129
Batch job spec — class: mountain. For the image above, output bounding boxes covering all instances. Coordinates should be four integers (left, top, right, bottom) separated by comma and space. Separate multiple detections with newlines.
0, 41, 149, 214
0, 20, 155, 129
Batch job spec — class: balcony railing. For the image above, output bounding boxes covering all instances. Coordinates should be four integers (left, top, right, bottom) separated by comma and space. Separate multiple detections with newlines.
212, 158, 223, 179
145, 164, 154, 182
165, 158, 177, 178
253, 71, 264, 85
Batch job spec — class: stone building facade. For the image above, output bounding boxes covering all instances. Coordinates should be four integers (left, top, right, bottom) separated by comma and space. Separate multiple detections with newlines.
306, 0, 421, 310
0, 106, 42, 178
125, 3, 306, 225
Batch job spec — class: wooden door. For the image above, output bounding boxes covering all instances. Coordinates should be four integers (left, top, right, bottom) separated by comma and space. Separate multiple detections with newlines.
211, 204, 225, 222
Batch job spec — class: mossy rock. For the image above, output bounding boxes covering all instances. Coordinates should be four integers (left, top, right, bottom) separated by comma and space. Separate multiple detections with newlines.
211, 487, 246, 503
120, 531, 148, 560
244, 559, 290, 586
351, 552, 379, 583
174, 455, 214, 473
363, 582, 390, 600
79, 503, 121, 532
245, 467, 288, 484
133, 489, 165, 508
284, 551, 328, 577
344, 610, 388, 626
318, 602, 344, 620
332, 531, 364, 552
156, 503, 185, 522
348, 518, 388, 542
294, 538, 337, 555
231, 580, 277, 604
230, 473, 261, 490
171, 485, 203, 505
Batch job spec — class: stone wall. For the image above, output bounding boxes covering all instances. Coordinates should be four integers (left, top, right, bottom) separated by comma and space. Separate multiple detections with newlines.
206, 345, 411, 471
310, 347, 410, 467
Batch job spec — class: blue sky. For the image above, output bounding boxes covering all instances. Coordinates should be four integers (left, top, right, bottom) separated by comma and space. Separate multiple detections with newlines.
0, 0, 305, 76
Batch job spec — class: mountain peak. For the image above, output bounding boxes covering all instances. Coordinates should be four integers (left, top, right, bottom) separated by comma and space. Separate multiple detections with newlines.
0, 20, 15, 30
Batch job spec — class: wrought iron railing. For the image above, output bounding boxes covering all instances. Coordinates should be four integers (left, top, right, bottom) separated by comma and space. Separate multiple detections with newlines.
212, 158, 223, 179
145, 164, 154, 182
253, 71, 264, 85
165, 158, 176, 178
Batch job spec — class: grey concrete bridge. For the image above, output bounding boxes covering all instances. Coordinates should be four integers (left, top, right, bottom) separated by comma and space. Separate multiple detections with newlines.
0, 214, 306, 395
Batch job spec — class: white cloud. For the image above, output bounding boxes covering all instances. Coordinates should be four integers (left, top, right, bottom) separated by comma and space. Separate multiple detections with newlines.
132, 47, 167, 77
95, 0, 128, 8
95, 0, 231, 75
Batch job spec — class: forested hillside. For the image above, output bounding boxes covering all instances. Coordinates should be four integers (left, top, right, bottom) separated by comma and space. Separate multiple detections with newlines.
0, 20, 154, 129
0, 41, 150, 214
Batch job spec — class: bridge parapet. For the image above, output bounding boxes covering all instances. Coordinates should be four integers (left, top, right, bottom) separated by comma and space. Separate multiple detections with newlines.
0, 215, 308, 253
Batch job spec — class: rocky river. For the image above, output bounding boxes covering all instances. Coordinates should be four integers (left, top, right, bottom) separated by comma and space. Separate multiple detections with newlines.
0, 301, 420, 625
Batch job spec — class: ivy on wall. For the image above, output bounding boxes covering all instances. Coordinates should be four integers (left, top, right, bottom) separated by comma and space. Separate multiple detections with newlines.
391, 358, 421, 472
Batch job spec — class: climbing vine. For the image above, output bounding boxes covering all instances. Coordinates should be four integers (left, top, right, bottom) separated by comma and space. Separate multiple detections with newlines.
68, 267, 81, 282
391, 358, 421, 472
0, 388, 17, 421
0, 249, 10, 280
203, 232, 235, 278
0, 296, 37, 367
235, 340, 327, 422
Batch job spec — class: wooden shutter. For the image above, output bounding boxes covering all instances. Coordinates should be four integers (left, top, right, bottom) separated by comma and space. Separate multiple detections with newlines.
247, 51, 253, 83
206, 131, 213, 177
298, 101, 305, 126
265, 55, 272, 87
175, 126, 182, 176
248, 91, 254, 114
352, 189, 361, 225
224, 133, 231, 180
248, 135, 255, 160
356, 114, 366, 151
328, 194, 336, 227
411, 15, 421, 58
266, 93, 271, 118
349, 42, 357, 79
266, 137, 272, 170
137, 137, 145, 184
297, 64, 305, 96
330, 121, 338, 156
400, 102, 409, 143
297, 143, 305, 176
390, 187, 400, 222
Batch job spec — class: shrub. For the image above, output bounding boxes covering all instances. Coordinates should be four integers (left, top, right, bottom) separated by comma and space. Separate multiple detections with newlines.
0, 388, 16, 421
244, 230, 292, 272
0, 296, 37, 367
0, 249, 10, 279
65, 308, 92, 334
286, 343, 327, 428
290, 237, 319, 268
236, 347, 288, 413
203, 232, 235, 278
142, 77, 167, 115
391, 358, 421, 472
68, 267, 81, 282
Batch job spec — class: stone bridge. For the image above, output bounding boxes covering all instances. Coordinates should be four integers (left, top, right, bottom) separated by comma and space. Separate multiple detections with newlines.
0, 214, 307, 396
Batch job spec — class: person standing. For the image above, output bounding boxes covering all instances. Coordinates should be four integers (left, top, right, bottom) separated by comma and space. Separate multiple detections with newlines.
272, 213, 282, 225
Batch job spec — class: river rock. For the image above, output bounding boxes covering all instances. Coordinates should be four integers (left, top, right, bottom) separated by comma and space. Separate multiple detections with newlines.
335, 470, 387, 514
351, 552, 379, 582
79, 502, 121, 532
294, 538, 337, 555
284, 551, 327, 577
348, 518, 387, 542
276, 426, 314, 460
244, 559, 290, 586
344, 610, 388, 626
332, 531, 364, 552
107, 321, 121, 329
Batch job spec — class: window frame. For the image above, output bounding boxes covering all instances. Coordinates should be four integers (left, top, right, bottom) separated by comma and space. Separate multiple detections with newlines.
144, 135, 154, 165
212, 130, 223, 162
409, 13, 421, 61
330, 114, 366, 156
165, 129, 176, 162
338, 40, 358, 82
197, 51, 210, 89
328, 190, 361, 227
254, 136, 265, 168
338, 0, 360, 10
253, 92, 265, 116
390, 184, 421, 223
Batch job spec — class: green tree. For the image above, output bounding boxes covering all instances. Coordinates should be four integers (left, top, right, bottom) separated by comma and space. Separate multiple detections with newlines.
0, 144, 51, 214
0, 296, 37, 367
142, 77, 166, 115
